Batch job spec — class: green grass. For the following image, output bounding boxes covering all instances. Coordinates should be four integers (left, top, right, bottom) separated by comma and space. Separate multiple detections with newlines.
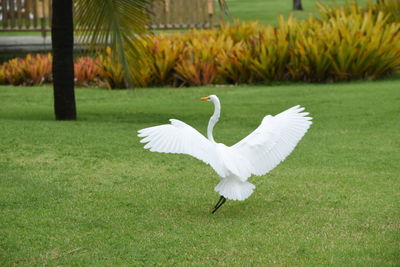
1, 81, 399, 266
0, 31, 47, 36
227, 0, 368, 25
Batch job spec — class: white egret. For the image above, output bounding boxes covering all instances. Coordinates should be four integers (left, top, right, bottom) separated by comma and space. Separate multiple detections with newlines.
138, 95, 312, 213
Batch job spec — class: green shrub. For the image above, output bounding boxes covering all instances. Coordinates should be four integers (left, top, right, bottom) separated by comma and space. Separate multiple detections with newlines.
2, 58, 26, 85
318, 0, 400, 24
97, 47, 127, 89
1, 2, 399, 88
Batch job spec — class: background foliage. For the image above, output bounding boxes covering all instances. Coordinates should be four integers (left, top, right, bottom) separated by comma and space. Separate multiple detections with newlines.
1, 1, 399, 89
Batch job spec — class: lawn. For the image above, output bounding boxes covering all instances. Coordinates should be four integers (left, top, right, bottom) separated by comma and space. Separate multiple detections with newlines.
0, 80, 399, 266
227, 0, 368, 25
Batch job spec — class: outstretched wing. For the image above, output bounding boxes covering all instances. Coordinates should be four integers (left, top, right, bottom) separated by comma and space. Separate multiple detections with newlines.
138, 119, 224, 176
231, 105, 312, 177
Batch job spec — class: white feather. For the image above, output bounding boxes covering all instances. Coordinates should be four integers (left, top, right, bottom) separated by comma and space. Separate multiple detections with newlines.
231, 107, 312, 178
138, 95, 312, 201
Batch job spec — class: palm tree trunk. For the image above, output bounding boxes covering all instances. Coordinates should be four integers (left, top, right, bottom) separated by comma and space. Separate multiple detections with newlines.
51, 0, 76, 120
293, 0, 303, 10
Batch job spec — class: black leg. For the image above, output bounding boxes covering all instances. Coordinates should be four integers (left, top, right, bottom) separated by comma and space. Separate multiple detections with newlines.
212, 196, 226, 214
213, 195, 225, 209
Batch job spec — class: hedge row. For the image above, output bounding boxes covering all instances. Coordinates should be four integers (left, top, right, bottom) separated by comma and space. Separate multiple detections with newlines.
1, 3, 399, 88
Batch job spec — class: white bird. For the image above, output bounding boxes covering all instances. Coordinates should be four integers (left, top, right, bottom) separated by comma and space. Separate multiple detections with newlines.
138, 95, 312, 213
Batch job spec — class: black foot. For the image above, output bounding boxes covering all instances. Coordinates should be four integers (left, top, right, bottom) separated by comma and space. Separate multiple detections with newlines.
212, 196, 226, 214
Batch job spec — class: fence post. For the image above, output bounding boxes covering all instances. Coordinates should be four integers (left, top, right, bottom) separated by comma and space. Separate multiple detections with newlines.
38, 0, 46, 37
2, 0, 9, 28
207, 0, 214, 28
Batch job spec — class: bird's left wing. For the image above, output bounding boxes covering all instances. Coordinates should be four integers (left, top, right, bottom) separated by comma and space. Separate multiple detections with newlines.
231, 105, 312, 178
138, 119, 224, 176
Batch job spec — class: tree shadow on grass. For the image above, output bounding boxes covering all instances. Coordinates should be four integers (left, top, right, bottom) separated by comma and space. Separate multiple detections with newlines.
0, 109, 54, 122
1, 172, 72, 211
0, 110, 205, 126
178, 190, 320, 223
79, 111, 200, 125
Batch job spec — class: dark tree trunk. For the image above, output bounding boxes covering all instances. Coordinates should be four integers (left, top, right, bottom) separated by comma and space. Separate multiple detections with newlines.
293, 0, 303, 10
51, 0, 76, 120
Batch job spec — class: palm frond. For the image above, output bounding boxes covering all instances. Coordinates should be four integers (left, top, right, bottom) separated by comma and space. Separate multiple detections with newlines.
74, 0, 151, 87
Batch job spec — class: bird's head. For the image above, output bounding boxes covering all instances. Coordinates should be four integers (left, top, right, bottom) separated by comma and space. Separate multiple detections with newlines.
200, 95, 218, 103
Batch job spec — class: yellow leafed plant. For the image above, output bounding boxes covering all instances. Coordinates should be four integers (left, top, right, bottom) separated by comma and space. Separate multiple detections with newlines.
1, 1, 400, 88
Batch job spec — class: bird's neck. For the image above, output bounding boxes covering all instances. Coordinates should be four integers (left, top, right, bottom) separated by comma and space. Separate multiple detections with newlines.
207, 99, 221, 143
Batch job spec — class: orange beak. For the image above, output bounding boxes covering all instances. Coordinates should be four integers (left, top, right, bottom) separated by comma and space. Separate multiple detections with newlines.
200, 96, 210, 101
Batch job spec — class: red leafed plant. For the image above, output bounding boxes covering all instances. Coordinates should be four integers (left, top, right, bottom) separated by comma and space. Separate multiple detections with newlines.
74, 56, 101, 87
20, 53, 52, 85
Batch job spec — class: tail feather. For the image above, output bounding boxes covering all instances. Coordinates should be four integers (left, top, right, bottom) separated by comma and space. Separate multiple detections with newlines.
215, 178, 255, 201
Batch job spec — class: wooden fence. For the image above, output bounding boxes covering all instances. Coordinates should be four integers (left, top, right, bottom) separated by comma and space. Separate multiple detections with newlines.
0, 0, 50, 36
0, 0, 223, 36
149, 0, 221, 29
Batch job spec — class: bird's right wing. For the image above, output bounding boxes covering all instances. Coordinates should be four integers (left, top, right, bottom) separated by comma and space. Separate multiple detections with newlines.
138, 119, 224, 176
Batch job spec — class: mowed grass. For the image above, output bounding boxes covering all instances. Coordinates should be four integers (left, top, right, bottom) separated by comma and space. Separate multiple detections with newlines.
228, 0, 368, 25
0, 81, 399, 266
